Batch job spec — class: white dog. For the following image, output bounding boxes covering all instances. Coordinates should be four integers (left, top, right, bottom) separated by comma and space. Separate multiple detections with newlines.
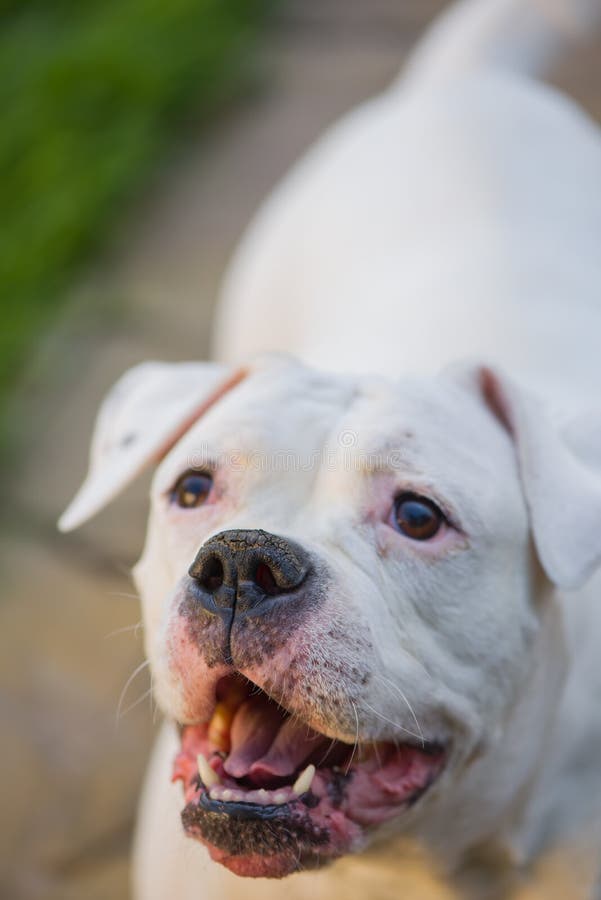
60, 0, 601, 897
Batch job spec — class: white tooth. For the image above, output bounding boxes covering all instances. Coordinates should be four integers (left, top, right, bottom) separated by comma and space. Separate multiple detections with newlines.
197, 754, 220, 788
209, 785, 223, 800
222, 789, 234, 802
247, 788, 270, 805
293, 764, 315, 796
273, 792, 289, 805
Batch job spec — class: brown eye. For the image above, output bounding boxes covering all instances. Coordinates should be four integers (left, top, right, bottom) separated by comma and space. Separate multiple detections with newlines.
172, 471, 213, 508
393, 494, 444, 541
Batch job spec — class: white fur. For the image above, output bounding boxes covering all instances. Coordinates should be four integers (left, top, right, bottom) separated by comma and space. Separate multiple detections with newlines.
60, 1, 601, 896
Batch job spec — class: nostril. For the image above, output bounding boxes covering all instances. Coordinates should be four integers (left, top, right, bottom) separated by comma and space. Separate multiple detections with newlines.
200, 556, 224, 593
189, 531, 311, 614
253, 562, 279, 596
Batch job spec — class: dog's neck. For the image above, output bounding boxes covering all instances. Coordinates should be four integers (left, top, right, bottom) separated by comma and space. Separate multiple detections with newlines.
416, 582, 570, 870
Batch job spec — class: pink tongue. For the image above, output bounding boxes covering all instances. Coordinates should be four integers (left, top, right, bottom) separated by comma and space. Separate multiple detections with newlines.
223, 693, 330, 780
223, 695, 283, 778
249, 716, 326, 778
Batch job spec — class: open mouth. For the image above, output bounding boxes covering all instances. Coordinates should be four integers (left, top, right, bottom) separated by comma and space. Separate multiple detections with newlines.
173, 674, 445, 878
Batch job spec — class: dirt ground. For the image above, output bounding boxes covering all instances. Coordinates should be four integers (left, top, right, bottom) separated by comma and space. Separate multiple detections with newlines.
1, 2, 600, 898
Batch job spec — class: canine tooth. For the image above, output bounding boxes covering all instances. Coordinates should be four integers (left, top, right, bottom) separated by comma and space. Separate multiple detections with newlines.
208, 703, 234, 753
273, 792, 289, 805
197, 753, 220, 788
293, 764, 315, 796
207, 682, 248, 752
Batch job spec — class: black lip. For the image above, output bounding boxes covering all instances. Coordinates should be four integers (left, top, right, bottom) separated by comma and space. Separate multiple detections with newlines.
198, 792, 293, 821
182, 794, 330, 862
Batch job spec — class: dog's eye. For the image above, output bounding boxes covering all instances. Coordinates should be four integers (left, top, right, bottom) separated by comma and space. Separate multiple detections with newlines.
171, 471, 213, 508
393, 494, 443, 541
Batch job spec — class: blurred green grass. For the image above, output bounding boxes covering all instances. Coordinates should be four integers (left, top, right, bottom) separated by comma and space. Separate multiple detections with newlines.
0, 0, 270, 417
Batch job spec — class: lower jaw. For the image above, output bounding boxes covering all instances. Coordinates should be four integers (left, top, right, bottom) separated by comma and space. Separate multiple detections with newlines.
176, 747, 445, 878
199, 848, 318, 879
180, 766, 368, 877
181, 791, 359, 877
187, 841, 340, 879
186, 836, 334, 879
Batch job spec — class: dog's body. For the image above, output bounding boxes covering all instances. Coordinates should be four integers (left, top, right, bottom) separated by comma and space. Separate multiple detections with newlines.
215, 2, 601, 411
60, 1, 601, 897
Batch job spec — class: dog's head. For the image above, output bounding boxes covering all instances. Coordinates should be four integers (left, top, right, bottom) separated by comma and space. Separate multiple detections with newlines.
60, 355, 601, 877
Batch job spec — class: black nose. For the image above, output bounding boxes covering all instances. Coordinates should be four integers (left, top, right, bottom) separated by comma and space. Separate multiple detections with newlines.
188, 529, 311, 617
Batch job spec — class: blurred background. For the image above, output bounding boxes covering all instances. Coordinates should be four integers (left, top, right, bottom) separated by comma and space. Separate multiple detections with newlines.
1, 2, 600, 898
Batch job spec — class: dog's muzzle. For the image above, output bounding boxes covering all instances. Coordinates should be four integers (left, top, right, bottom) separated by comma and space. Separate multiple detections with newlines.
188, 529, 311, 619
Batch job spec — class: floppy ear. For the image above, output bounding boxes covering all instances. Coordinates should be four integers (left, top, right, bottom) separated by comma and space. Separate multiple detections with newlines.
463, 366, 601, 590
58, 361, 246, 532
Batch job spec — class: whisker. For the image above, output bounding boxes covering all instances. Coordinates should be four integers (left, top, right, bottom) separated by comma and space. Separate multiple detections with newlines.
151, 684, 160, 726
371, 739, 383, 768
359, 700, 423, 744
118, 687, 153, 719
116, 658, 150, 725
317, 737, 339, 768
344, 700, 360, 775
372, 672, 425, 746
104, 621, 144, 639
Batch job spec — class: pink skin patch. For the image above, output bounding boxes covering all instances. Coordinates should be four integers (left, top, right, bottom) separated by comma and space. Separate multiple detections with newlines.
172, 677, 446, 878
165, 619, 228, 723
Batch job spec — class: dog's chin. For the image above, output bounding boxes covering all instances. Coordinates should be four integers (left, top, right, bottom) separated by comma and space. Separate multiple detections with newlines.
173, 675, 446, 878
